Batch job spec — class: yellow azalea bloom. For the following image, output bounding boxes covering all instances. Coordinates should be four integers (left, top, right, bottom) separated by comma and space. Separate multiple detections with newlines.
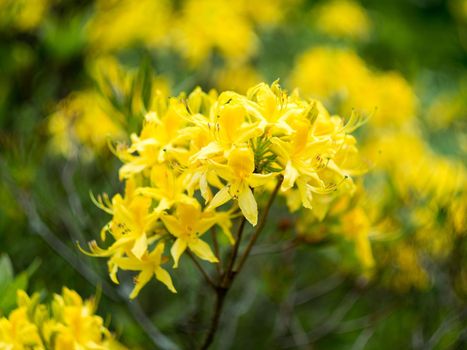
161, 203, 220, 267
136, 165, 198, 212
119, 100, 188, 179
84, 81, 365, 298
1, 289, 126, 349
190, 94, 263, 161
0, 293, 43, 349
215, 64, 263, 94
341, 207, 374, 270
0, 0, 50, 31
47, 288, 111, 349
87, 0, 172, 52
112, 242, 176, 298
48, 90, 123, 158
92, 178, 160, 261
271, 115, 341, 208
314, 0, 371, 40
174, 0, 257, 66
290, 47, 417, 128
208, 147, 275, 226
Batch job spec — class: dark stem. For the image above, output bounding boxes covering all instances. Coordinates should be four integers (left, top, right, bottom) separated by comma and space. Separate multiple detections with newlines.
234, 177, 283, 276
200, 177, 283, 349
210, 226, 222, 277
222, 216, 247, 287
187, 250, 217, 289
200, 287, 228, 350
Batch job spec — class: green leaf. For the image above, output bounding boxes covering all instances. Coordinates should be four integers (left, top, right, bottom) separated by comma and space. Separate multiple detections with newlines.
0, 271, 28, 314
0, 254, 13, 289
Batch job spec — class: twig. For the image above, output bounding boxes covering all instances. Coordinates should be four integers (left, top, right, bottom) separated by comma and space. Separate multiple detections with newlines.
200, 286, 228, 350
250, 239, 299, 256
210, 226, 222, 277
222, 217, 246, 286
234, 177, 283, 276
187, 250, 217, 289
200, 177, 283, 349
294, 274, 344, 306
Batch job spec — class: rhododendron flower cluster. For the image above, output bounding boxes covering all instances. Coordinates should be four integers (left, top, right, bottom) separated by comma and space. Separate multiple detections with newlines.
81, 81, 367, 298
0, 288, 125, 350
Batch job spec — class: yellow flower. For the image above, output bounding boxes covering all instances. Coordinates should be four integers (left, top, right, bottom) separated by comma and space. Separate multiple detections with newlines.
48, 91, 123, 158
0, 293, 43, 349
215, 64, 263, 94
83, 81, 366, 298
174, 0, 257, 66
341, 207, 374, 270
1, 289, 126, 349
118, 100, 188, 179
87, 0, 172, 52
0, 0, 50, 31
162, 203, 220, 267
112, 242, 176, 298
314, 0, 371, 41
290, 47, 417, 128
208, 147, 275, 226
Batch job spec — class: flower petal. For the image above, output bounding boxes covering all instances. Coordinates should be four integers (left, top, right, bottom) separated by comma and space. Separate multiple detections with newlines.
189, 238, 219, 263
155, 267, 177, 293
207, 186, 232, 210
161, 215, 184, 238
131, 233, 147, 260
238, 185, 258, 226
129, 269, 152, 299
282, 161, 299, 191
171, 238, 188, 268
248, 173, 276, 188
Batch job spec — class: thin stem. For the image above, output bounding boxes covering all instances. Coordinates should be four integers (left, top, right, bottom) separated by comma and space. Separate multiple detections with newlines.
187, 250, 217, 289
200, 287, 228, 350
222, 216, 247, 287
210, 226, 222, 277
234, 177, 283, 276
200, 177, 282, 349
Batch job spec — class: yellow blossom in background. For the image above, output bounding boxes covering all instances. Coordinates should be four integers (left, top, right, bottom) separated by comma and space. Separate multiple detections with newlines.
427, 82, 467, 130
380, 243, 430, 292
87, 0, 172, 52
48, 90, 124, 158
0, 0, 50, 31
214, 64, 263, 94
296, 185, 375, 274
83, 81, 366, 298
290, 47, 417, 127
291, 45, 464, 291
173, 0, 257, 66
86, 0, 291, 66
314, 0, 371, 41
355, 72, 417, 127
0, 289, 126, 349
48, 57, 169, 159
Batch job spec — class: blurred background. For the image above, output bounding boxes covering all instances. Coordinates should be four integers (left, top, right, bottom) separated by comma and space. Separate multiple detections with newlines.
0, 0, 466, 349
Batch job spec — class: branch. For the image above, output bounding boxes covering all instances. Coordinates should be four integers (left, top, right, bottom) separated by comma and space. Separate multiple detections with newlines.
187, 250, 217, 289
222, 216, 246, 287
234, 177, 283, 276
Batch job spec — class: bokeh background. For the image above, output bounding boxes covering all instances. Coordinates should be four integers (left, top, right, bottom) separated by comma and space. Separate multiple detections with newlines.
0, 0, 466, 349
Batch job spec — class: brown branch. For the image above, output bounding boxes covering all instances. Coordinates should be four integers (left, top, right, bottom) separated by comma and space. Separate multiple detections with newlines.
233, 177, 283, 277
187, 250, 217, 289
210, 226, 222, 277
222, 216, 247, 287
200, 177, 283, 349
